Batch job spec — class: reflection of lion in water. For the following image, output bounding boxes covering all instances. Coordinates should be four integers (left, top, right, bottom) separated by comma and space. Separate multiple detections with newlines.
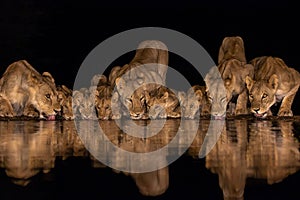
0, 60, 61, 119
114, 40, 169, 119
245, 56, 300, 118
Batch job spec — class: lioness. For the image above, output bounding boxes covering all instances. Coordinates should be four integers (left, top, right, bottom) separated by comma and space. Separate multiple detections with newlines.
184, 85, 211, 119
0, 92, 15, 117
245, 56, 300, 118
218, 36, 246, 64
204, 66, 228, 119
0, 60, 61, 119
212, 36, 254, 116
114, 40, 169, 119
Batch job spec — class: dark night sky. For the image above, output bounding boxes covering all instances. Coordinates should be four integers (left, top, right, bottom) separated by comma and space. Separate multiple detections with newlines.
0, 0, 299, 112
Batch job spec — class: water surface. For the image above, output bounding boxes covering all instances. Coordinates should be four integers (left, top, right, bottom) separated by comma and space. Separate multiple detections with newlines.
0, 117, 299, 200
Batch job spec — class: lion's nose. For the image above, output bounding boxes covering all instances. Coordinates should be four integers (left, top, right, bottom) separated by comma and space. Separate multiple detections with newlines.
253, 107, 260, 113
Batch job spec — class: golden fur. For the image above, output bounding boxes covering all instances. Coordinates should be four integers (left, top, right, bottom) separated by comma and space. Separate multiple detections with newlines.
0, 92, 15, 117
184, 85, 211, 119
205, 36, 253, 118
95, 74, 122, 120
218, 36, 246, 64
0, 60, 61, 119
114, 40, 169, 119
245, 56, 300, 118
147, 86, 181, 119
57, 85, 74, 120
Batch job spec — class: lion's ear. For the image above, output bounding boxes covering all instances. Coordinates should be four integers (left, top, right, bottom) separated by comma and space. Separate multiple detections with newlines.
242, 64, 254, 79
194, 89, 203, 101
245, 76, 254, 91
115, 77, 123, 91
269, 74, 279, 90
62, 85, 72, 94
29, 72, 41, 85
42, 72, 55, 84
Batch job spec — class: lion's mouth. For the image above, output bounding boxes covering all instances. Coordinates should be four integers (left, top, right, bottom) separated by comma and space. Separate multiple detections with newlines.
254, 112, 267, 119
47, 115, 56, 120
211, 113, 226, 120
41, 112, 56, 121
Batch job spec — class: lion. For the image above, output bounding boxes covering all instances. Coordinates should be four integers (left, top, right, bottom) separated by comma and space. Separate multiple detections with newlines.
184, 85, 211, 119
77, 87, 97, 120
114, 40, 169, 119
147, 86, 181, 119
245, 56, 300, 118
218, 58, 254, 115
204, 66, 229, 119
0, 60, 61, 120
0, 92, 15, 117
205, 36, 254, 118
57, 85, 74, 120
218, 36, 246, 64
95, 74, 122, 120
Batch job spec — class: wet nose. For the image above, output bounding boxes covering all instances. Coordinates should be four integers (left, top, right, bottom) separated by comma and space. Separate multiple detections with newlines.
253, 107, 260, 113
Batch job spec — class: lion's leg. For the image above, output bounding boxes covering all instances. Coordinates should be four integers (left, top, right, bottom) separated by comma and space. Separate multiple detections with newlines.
278, 92, 296, 116
235, 90, 248, 115
23, 104, 39, 118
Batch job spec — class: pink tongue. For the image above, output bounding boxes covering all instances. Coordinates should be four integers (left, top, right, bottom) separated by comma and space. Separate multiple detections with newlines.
213, 116, 225, 120
47, 115, 56, 121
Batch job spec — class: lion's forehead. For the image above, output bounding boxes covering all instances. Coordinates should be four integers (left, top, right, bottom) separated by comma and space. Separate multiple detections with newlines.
251, 82, 273, 95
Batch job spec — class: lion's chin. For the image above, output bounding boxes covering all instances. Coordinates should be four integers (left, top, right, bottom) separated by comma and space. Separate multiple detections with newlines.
254, 112, 268, 119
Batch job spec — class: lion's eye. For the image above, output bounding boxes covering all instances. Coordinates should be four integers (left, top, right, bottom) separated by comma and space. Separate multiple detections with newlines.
249, 94, 253, 99
220, 97, 227, 102
262, 93, 268, 99
46, 94, 51, 99
208, 97, 213, 102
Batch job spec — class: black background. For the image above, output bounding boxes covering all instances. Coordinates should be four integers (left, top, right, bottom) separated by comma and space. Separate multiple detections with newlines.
0, 0, 299, 113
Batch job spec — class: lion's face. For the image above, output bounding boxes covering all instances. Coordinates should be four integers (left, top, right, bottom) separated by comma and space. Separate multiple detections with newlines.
147, 86, 181, 119
205, 67, 228, 119
61, 96, 74, 120
206, 81, 228, 119
57, 86, 74, 120
124, 87, 149, 120
95, 96, 112, 120
245, 75, 278, 118
34, 83, 61, 118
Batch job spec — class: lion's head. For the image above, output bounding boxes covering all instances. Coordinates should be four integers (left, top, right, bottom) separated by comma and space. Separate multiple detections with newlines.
245, 74, 278, 118
184, 85, 211, 119
204, 66, 228, 119
57, 85, 74, 120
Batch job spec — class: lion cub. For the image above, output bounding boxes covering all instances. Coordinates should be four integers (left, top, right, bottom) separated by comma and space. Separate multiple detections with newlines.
147, 86, 181, 119
245, 56, 300, 118
57, 85, 74, 120
95, 74, 122, 120
184, 85, 211, 119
